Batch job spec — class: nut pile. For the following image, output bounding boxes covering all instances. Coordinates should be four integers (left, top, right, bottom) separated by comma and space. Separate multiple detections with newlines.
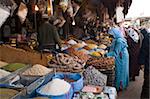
87, 57, 115, 70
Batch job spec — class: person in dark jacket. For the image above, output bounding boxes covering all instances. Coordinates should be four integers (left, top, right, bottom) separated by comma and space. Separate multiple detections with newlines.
38, 14, 62, 51
127, 28, 143, 81
138, 29, 149, 99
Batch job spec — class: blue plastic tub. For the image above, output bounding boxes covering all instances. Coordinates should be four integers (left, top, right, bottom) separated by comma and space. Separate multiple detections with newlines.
53, 73, 84, 92
36, 74, 74, 99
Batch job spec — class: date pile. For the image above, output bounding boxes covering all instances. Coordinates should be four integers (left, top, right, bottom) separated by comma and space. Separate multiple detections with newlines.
49, 53, 85, 72
87, 57, 115, 70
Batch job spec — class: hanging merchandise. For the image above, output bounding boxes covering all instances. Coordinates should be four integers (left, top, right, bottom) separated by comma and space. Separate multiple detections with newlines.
0, 8, 10, 28
67, 1, 73, 17
59, 0, 69, 12
0, 0, 17, 16
17, 2, 28, 24
23, 0, 29, 4
116, 6, 124, 23
47, 0, 53, 16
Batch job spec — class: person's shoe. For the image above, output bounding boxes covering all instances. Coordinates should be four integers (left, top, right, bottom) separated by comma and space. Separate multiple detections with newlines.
132, 77, 135, 81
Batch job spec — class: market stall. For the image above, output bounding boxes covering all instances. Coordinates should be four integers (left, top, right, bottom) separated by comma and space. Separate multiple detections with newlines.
0, 31, 118, 99
0, 0, 134, 99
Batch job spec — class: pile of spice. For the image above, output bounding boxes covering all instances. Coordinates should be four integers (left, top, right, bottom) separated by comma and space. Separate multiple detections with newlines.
39, 78, 71, 96
22, 64, 53, 76
0, 69, 11, 79
0, 88, 19, 99
1, 63, 26, 72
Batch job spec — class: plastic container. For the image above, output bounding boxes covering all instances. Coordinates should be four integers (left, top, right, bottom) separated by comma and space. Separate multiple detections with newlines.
36, 74, 73, 99
53, 73, 84, 92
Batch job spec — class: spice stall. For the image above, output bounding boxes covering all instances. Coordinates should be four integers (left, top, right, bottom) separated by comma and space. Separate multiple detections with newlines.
0, 0, 133, 99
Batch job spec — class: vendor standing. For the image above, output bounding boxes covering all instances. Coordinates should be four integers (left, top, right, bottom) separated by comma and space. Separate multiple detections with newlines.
38, 14, 62, 51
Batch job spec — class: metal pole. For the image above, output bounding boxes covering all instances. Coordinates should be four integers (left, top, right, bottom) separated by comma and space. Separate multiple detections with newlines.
34, 11, 37, 32
34, 0, 37, 32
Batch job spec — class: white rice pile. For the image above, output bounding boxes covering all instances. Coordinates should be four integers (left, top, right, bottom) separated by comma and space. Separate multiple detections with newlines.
39, 78, 71, 96
22, 64, 53, 76
0, 69, 11, 79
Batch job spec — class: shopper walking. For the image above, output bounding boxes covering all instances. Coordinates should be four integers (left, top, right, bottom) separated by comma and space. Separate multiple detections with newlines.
127, 27, 143, 81
106, 27, 129, 91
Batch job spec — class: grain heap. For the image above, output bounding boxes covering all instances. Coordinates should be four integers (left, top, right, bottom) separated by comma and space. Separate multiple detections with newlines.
0, 88, 19, 99
0, 61, 8, 68
0, 69, 11, 79
22, 64, 53, 76
39, 78, 71, 96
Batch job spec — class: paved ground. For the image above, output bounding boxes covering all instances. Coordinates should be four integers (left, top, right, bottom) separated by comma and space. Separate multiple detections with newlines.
118, 70, 144, 99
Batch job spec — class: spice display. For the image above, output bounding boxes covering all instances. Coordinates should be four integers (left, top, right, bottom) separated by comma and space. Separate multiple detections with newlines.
83, 66, 107, 86
1, 63, 26, 72
98, 44, 107, 49
87, 57, 115, 70
86, 44, 98, 50
85, 40, 98, 45
90, 52, 102, 57
22, 64, 53, 76
38, 78, 71, 96
67, 48, 90, 61
0, 69, 11, 79
49, 53, 84, 72
0, 61, 8, 68
72, 43, 85, 49
0, 88, 19, 99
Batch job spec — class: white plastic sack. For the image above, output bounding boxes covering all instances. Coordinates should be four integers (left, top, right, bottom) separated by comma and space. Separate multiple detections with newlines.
0, 8, 10, 27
